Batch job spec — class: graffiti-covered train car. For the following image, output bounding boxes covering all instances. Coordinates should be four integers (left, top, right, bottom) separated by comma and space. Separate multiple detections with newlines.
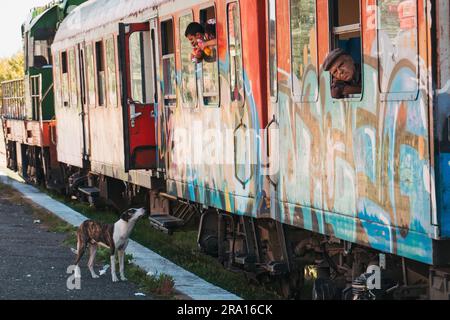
263, 0, 450, 299
2, 0, 449, 299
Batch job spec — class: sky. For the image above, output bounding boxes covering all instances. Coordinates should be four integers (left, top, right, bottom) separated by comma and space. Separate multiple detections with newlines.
0, 0, 51, 58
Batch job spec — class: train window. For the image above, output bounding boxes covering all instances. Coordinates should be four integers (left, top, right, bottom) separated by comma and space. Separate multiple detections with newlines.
268, 0, 277, 100
128, 30, 154, 104
53, 53, 61, 108
290, 0, 318, 102
106, 37, 117, 107
200, 6, 219, 107
61, 51, 69, 107
95, 41, 106, 107
161, 19, 176, 107
68, 49, 78, 108
179, 13, 198, 108
377, 0, 418, 97
33, 40, 50, 67
85, 43, 96, 107
329, 0, 362, 99
227, 2, 244, 107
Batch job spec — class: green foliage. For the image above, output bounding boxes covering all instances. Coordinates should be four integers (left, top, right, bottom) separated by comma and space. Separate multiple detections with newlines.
0, 53, 24, 83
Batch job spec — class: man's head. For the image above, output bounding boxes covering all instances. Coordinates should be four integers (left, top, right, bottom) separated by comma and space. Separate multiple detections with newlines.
323, 48, 356, 82
185, 22, 205, 46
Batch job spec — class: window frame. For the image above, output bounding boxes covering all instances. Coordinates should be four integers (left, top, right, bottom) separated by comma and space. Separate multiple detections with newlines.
199, 3, 220, 108
289, 0, 320, 103
376, 0, 420, 102
267, 0, 278, 102
85, 42, 97, 108
160, 16, 177, 108
105, 36, 118, 108
328, 0, 364, 102
226, 1, 245, 108
60, 50, 70, 107
179, 10, 199, 109
68, 47, 78, 109
53, 52, 61, 108
94, 39, 106, 107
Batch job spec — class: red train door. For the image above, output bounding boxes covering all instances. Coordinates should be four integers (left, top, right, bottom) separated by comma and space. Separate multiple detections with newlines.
119, 20, 158, 172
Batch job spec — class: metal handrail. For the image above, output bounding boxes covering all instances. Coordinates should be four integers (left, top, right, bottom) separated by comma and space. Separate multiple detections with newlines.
1, 78, 26, 120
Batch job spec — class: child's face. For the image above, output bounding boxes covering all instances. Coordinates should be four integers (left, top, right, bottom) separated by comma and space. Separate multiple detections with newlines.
187, 32, 203, 47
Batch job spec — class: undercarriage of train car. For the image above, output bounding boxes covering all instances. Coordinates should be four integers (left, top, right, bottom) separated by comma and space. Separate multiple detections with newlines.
4, 139, 450, 301
195, 209, 450, 300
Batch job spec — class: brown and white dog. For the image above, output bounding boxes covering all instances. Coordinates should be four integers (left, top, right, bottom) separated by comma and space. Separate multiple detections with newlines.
73, 208, 146, 282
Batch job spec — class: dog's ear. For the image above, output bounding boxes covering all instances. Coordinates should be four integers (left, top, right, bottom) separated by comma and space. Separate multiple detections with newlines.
120, 209, 136, 222
120, 212, 130, 222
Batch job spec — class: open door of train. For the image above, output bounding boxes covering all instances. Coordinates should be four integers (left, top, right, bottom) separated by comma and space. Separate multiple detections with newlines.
119, 20, 159, 172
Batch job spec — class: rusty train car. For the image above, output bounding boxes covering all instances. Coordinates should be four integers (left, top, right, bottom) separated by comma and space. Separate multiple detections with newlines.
1, 0, 449, 299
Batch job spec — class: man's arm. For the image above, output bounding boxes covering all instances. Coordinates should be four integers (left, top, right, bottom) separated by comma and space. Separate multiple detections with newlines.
331, 81, 361, 98
331, 81, 346, 99
342, 84, 361, 96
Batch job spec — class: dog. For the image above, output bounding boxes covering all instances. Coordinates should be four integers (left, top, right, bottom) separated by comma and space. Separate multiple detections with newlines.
73, 208, 146, 282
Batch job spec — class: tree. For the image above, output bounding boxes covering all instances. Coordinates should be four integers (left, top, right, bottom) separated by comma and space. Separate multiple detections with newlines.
0, 52, 25, 105
0, 52, 24, 83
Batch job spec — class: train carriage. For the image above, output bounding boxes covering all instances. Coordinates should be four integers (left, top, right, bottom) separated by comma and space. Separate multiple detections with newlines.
2, 0, 449, 299
264, 0, 450, 299
1, 0, 87, 186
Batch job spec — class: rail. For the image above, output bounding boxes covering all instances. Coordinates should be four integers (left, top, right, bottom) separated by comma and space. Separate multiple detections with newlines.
1, 79, 26, 120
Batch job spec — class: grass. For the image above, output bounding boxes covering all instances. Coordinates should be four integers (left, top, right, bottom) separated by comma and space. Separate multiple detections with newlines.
0, 182, 177, 299
1, 180, 284, 299
38, 188, 284, 300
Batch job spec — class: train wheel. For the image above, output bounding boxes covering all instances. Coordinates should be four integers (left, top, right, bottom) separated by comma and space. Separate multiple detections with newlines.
279, 269, 304, 299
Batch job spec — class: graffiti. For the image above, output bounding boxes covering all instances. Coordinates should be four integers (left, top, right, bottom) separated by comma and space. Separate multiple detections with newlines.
275, 37, 433, 263
159, 0, 445, 265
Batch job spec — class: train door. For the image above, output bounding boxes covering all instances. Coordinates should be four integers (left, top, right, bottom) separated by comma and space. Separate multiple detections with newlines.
119, 19, 159, 172
77, 43, 90, 163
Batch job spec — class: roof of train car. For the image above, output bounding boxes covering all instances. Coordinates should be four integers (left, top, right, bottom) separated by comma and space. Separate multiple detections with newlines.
23, 0, 86, 33
23, 3, 58, 33
53, 0, 172, 43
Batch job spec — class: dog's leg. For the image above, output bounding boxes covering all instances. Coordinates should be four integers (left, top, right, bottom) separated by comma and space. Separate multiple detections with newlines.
110, 253, 119, 282
88, 244, 99, 279
74, 231, 86, 278
118, 250, 127, 281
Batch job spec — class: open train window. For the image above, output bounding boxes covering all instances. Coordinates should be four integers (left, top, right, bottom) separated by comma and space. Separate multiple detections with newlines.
227, 2, 244, 107
85, 43, 96, 107
161, 18, 176, 107
105, 37, 117, 107
377, 0, 419, 100
200, 6, 219, 107
33, 40, 50, 68
61, 51, 69, 107
290, 0, 318, 102
329, 0, 362, 99
179, 12, 198, 108
95, 41, 106, 106
268, 0, 277, 101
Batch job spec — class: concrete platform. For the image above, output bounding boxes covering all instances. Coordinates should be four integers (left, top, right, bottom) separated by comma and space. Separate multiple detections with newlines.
0, 168, 242, 300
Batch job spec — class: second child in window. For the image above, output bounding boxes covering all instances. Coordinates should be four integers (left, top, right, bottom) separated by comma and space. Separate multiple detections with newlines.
323, 48, 362, 99
185, 21, 217, 63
